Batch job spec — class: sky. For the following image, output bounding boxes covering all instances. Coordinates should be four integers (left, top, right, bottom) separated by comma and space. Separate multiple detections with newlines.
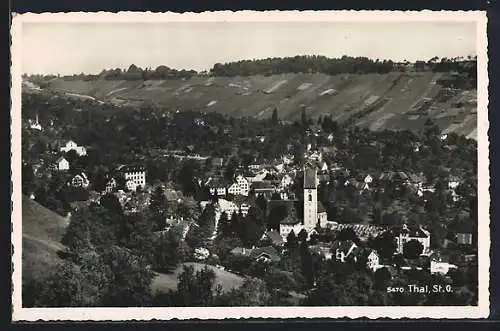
21, 21, 477, 75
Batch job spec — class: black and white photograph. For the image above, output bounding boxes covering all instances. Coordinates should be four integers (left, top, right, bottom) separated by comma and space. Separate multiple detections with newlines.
11, 10, 489, 320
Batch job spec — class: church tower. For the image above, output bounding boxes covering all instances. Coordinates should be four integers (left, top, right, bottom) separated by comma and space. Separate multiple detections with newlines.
303, 163, 318, 230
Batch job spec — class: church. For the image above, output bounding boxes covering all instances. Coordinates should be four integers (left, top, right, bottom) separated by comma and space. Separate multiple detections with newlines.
269, 163, 328, 240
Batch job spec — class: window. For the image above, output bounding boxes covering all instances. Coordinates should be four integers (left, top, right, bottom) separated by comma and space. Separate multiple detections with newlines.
308, 194, 312, 202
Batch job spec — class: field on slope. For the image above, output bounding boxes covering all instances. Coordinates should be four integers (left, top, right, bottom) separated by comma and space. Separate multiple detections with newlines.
22, 195, 69, 283
151, 262, 244, 294
45, 72, 477, 139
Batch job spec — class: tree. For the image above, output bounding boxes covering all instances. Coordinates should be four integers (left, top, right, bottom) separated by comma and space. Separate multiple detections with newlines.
403, 239, 424, 259
297, 228, 308, 243
368, 231, 397, 261
216, 211, 231, 238
224, 157, 239, 181
271, 108, 278, 126
285, 230, 298, 251
148, 186, 168, 230
175, 265, 217, 306
301, 109, 307, 127
216, 278, 271, 306
100, 245, 154, 306
336, 228, 360, 245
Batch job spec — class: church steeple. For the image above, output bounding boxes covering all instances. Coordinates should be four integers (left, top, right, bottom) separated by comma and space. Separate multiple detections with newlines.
303, 162, 318, 230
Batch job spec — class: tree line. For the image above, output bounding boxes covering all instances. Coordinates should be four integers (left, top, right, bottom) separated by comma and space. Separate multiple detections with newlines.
31, 55, 477, 82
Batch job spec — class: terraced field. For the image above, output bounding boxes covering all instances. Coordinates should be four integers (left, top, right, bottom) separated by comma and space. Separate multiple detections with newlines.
44, 72, 478, 139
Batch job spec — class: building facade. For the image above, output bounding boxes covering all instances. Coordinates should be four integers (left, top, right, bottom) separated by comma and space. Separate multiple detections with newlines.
227, 175, 250, 196
60, 140, 87, 156
117, 164, 146, 191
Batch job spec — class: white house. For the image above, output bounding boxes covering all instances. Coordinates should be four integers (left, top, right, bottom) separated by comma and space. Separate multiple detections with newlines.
206, 177, 229, 197
364, 174, 373, 184
117, 164, 146, 191
227, 175, 250, 196
105, 177, 118, 193
69, 173, 90, 188
60, 140, 87, 156
215, 198, 249, 221
430, 261, 457, 275
55, 156, 69, 171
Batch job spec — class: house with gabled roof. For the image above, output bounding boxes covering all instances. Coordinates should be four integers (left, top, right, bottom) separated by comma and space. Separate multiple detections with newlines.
54, 156, 69, 171
332, 240, 358, 263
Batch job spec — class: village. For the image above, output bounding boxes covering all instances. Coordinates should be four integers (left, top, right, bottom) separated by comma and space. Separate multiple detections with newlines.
22, 105, 478, 294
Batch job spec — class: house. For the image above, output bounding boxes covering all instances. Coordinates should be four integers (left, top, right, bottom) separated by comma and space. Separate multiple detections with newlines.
393, 224, 431, 255
116, 164, 146, 191
317, 201, 328, 225
260, 230, 284, 247
69, 173, 90, 188
215, 198, 250, 221
344, 179, 370, 193
448, 176, 461, 190
206, 177, 230, 197
246, 169, 269, 183
251, 181, 276, 198
105, 177, 118, 193
332, 240, 358, 263
54, 156, 69, 171
364, 174, 373, 184
249, 246, 281, 263
430, 260, 457, 275
456, 232, 473, 245
350, 247, 381, 272
60, 140, 87, 156
227, 175, 250, 196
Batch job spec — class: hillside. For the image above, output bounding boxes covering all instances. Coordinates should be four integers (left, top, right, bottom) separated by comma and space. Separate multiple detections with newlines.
151, 262, 244, 294
22, 195, 69, 283
41, 72, 477, 139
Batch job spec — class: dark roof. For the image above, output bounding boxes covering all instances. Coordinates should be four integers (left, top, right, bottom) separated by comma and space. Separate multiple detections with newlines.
251, 181, 276, 190
117, 164, 146, 173
317, 201, 326, 213
207, 176, 231, 188
304, 166, 317, 189
264, 230, 284, 245
280, 216, 301, 225
267, 199, 301, 217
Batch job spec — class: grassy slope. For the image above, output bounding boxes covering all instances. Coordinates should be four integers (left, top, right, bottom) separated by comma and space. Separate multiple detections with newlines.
151, 262, 244, 294
22, 195, 69, 283
45, 73, 477, 139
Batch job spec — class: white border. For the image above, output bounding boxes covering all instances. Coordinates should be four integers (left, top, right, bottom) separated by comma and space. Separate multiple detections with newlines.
11, 10, 490, 321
